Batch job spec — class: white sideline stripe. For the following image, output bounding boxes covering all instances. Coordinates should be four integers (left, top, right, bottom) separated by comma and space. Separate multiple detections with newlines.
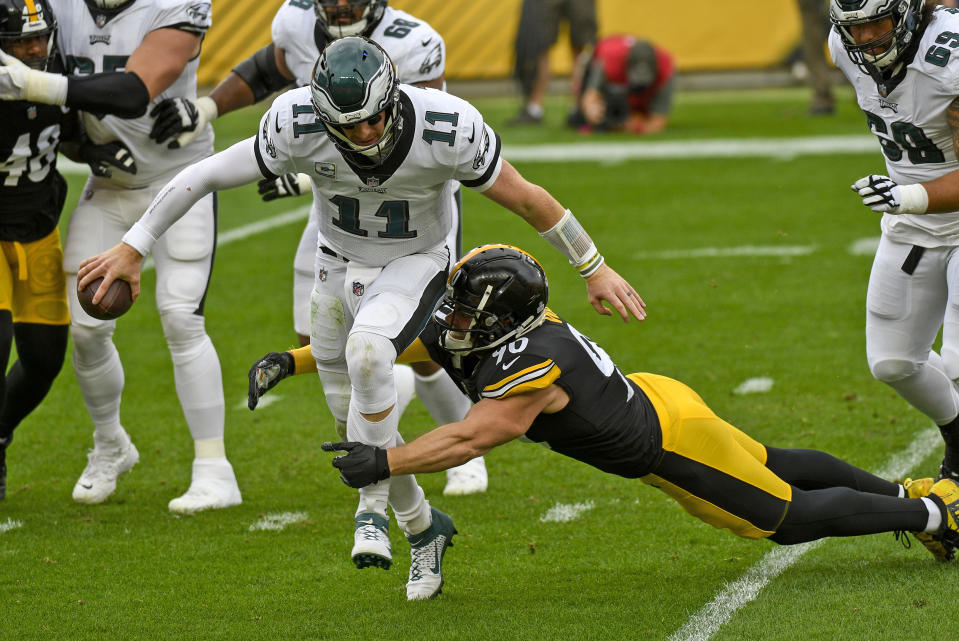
0, 518, 24, 534
849, 236, 880, 256
57, 135, 877, 178
249, 511, 309, 532
540, 500, 595, 523
634, 245, 816, 260
732, 377, 774, 395
502, 136, 877, 163
668, 425, 941, 641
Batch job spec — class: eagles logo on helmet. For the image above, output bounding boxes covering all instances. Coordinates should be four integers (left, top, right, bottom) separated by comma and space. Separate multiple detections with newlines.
310, 36, 402, 166
0, 0, 57, 70
314, 0, 387, 40
830, 0, 931, 95
434, 244, 549, 356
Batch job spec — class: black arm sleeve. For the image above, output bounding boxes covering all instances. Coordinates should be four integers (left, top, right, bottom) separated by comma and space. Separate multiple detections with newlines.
66, 72, 151, 119
232, 43, 294, 103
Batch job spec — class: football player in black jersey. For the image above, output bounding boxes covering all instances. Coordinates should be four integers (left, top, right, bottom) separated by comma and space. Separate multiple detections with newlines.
251, 244, 959, 571
0, 0, 134, 500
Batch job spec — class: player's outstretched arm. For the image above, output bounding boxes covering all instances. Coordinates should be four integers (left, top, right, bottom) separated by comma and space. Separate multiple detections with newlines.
79, 139, 262, 304
0, 27, 201, 118
322, 385, 563, 488
481, 159, 646, 321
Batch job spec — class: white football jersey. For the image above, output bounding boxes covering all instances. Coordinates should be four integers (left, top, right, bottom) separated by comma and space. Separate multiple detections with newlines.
52, 0, 213, 188
272, 3, 445, 87
830, 7, 959, 246
253, 85, 501, 266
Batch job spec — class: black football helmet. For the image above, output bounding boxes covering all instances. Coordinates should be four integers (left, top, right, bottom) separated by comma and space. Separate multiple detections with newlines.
830, 0, 927, 93
314, 0, 387, 40
310, 36, 401, 165
434, 245, 549, 355
0, 0, 56, 70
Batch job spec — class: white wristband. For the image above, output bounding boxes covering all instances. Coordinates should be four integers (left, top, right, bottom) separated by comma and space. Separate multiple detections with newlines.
195, 95, 219, 122
896, 183, 929, 214
121, 223, 156, 257
539, 208, 605, 277
295, 173, 312, 193
24, 68, 67, 105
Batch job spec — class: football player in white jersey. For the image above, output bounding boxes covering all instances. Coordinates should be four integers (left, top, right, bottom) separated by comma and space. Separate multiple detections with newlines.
833, 1, 959, 483
0, 0, 241, 514
151, 0, 487, 496
75, 37, 646, 599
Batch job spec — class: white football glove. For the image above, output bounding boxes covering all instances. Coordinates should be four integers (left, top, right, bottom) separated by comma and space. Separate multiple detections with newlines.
0, 49, 67, 105
257, 173, 312, 202
851, 174, 929, 214
148, 95, 218, 149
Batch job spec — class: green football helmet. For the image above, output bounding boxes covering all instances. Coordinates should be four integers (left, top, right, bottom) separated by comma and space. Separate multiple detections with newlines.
310, 36, 401, 165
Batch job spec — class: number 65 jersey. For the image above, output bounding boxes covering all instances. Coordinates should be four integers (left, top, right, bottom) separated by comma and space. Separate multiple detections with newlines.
253, 85, 502, 267
829, 7, 959, 246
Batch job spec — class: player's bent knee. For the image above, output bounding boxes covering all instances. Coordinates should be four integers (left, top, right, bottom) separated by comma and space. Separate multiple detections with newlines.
159, 311, 208, 355
869, 357, 920, 383
70, 322, 115, 366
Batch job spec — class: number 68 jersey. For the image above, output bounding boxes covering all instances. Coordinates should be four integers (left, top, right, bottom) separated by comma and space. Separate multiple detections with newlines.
253, 85, 502, 267
829, 7, 959, 246
419, 310, 663, 478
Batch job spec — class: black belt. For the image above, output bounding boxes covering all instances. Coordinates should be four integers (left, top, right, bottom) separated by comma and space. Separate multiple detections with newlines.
320, 245, 348, 262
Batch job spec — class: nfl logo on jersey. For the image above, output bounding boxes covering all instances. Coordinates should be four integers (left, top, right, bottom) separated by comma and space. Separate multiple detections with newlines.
352, 281, 364, 297
366, 177, 380, 188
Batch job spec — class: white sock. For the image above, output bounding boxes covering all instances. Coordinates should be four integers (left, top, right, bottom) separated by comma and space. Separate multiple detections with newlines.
922, 497, 943, 532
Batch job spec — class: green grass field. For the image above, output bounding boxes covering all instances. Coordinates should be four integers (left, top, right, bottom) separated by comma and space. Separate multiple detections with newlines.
2, 84, 954, 641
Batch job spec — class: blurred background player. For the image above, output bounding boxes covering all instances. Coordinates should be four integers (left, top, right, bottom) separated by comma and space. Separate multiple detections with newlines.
0, 0, 136, 500
0, 0, 239, 513
567, 35, 675, 135
836, 1, 959, 483
510, 0, 597, 125
149, 0, 486, 495
794, 0, 835, 115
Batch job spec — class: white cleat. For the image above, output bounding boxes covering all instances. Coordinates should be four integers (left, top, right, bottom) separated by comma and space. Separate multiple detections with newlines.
406, 507, 456, 600
351, 512, 392, 569
443, 456, 488, 496
168, 458, 242, 514
73, 431, 139, 504
394, 364, 416, 418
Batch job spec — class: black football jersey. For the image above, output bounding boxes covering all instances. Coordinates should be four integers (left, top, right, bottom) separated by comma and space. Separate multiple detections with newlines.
422, 309, 662, 477
0, 87, 68, 241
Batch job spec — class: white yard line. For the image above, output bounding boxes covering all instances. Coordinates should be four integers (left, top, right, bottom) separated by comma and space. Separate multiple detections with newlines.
667, 425, 941, 641
249, 511, 309, 532
0, 518, 24, 534
540, 500, 596, 523
634, 245, 817, 260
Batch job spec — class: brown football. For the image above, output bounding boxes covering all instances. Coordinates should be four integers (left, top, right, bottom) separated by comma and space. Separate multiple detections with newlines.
77, 277, 133, 320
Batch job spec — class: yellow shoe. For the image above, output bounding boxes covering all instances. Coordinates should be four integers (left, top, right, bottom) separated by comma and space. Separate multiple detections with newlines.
930, 478, 959, 547
903, 477, 935, 499
901, 477, 955, 562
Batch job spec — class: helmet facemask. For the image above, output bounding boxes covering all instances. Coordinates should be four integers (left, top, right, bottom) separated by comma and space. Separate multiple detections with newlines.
831, 0, 925, 93
314, 0, 386, 40
434, 245, 549, 356
0, 0, 57, 70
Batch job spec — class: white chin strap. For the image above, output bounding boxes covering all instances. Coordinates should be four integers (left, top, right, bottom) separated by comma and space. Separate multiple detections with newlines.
865, 42, 900, 69
93, 0, 130, 8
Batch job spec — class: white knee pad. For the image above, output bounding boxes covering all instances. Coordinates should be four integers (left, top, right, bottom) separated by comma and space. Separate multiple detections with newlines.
70, 319, 116, 369
345, 331, 397, 413
869, 357, 920, 384
316, 366, 351, 427
310, 289, 349, 365
160, 311, 208, 359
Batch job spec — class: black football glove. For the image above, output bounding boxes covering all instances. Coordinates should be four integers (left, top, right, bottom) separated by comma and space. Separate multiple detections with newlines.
78, 140, 137, 178
321, 441, 391, 488
257, 173, 311, 202
247, 351, 295, 410
149, 96, 217, 149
